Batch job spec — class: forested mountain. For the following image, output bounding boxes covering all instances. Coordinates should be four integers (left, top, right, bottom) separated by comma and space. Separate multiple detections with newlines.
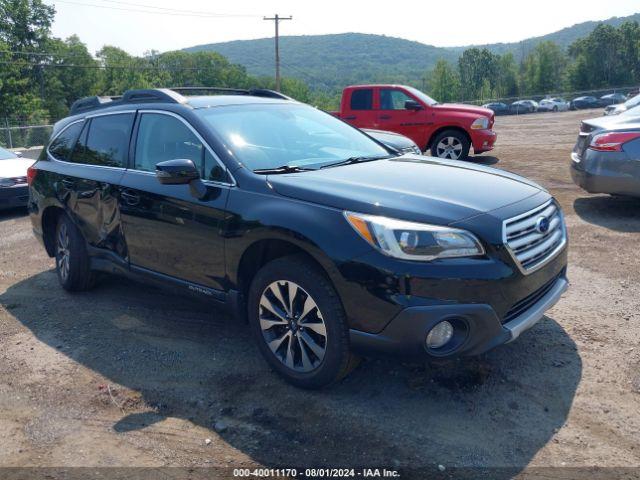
185, 13, 640, 90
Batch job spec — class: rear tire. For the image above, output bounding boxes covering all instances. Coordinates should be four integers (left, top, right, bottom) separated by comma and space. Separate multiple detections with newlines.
55, 214, 94, 292
247, 255, 358, 389
430, 130, 471, 160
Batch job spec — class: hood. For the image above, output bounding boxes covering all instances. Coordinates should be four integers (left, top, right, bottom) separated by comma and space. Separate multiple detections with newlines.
268, 155, 543, 225
0, 158, 34, 179
434, 103, 493, 117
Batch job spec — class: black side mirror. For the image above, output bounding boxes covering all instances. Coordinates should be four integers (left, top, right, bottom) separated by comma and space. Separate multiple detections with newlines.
155, 159, 200, 185
405, 100, 423, 111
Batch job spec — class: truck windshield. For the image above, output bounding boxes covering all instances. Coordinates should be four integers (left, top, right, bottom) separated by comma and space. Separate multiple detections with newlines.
404, 86, 438, 106
195, 103, 390, 172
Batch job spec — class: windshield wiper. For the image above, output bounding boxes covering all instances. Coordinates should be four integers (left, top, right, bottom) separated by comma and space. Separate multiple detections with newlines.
253, 165, 315, 174
320, 154, 396, 169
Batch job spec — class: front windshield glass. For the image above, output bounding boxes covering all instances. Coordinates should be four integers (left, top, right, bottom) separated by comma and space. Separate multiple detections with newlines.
625, 94, 640, 108
0, 147, 17, 160
196, 103, 390, 171
403, 86, 438, 106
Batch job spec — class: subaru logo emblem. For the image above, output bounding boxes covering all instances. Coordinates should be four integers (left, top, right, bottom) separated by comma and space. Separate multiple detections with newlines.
535, 216, 550, 234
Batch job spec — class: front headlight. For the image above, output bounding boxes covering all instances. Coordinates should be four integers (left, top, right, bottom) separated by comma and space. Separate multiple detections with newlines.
344, 212, 485, 261
471, 117, 489, 130
0, 178, 16, 188
412, 145, 422, 155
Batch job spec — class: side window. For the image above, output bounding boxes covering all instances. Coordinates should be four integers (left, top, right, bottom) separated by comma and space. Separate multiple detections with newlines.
48, 122, 84, 161
350, 89, 373, 110
71, 113, 134, 167
135, 113, 202, 172
380, 89, 414, 110
135, 113, 229, 183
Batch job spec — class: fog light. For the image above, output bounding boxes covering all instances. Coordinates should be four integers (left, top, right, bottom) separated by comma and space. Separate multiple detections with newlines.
426, 321, 454, 349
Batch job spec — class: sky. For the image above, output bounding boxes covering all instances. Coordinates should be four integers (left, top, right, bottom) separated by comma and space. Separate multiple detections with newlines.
48, 0, 640, 56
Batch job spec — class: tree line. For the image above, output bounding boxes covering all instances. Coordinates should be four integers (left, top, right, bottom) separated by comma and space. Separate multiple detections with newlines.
429, 21, 640, 103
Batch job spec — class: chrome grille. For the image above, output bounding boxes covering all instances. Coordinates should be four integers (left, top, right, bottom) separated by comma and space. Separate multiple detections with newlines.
504, 200, 566, 273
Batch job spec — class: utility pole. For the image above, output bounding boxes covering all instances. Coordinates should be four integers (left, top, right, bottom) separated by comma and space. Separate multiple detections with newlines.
263, 14, 292, 92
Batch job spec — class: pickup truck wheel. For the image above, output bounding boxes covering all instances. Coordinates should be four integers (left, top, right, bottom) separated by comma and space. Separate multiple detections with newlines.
431, 130, 470, 160
55, 214, 94, 292
247, 255, 358, 389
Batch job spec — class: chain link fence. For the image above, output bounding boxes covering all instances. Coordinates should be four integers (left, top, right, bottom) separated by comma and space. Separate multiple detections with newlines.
0, 122, 53, 150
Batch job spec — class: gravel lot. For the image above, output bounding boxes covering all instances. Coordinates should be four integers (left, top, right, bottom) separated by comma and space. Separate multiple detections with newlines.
1, 109, 639, 478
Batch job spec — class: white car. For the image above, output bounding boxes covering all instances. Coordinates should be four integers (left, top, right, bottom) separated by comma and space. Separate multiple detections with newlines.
538, 98, 570, 112
0, 147, 33, 210
605, 93, 640, 116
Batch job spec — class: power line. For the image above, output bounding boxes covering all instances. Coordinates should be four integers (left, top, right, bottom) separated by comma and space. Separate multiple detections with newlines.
49, 0, 260, 18
97, 0, 259, 17
0, 59, 243, 73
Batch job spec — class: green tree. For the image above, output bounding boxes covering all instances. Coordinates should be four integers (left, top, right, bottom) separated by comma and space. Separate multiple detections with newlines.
43, 35, 99, 119
0, 0, 54, 51
0, 0, 55, 122
429, 59, 460, 102
618, 21, 640, 84
567, 22, 639, 89
154, 50, 250, 89
494, 53, 519, 99
96, 45, 154, 95
520, 41, 566, 94
457, 48, 499, 101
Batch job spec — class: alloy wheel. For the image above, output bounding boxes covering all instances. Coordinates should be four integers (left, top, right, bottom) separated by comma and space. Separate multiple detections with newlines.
56, 223, 70, 281
436, 136, 463, 160
258, 280, 327, 373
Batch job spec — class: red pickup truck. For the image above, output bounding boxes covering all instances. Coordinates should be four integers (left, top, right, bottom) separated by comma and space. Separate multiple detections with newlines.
333, 84, 497, 160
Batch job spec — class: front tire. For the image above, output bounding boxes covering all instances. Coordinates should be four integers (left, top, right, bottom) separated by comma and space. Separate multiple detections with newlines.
55, 214, 94, 292
247, 255, 358, 389
430, 130, 470, 160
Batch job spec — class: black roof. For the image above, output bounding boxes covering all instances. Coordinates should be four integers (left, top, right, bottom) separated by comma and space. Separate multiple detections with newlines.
69, 87, 292, 116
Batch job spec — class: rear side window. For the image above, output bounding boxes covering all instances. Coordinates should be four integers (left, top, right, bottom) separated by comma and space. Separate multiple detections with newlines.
350, 89, 373, 110
48, 122, 83, 161
71, 113, 134, 167
134, 113, 229, 183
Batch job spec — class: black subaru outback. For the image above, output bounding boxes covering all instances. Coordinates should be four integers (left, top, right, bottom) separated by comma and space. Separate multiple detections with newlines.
28, 88, 568, 388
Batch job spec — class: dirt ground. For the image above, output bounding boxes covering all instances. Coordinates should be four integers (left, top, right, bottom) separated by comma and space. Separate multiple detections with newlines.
0, 109, 639, 479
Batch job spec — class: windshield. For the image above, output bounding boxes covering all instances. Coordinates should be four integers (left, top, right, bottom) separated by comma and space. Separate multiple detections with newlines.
196, 103, 390, 171
403, 86, 438, 106
625, 94, 640, 108
0, 147, 18, 160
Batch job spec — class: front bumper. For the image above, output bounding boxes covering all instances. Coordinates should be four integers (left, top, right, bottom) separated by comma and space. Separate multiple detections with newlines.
350, 274, 568, 359
0, 184, 29, 209
471, 129, 497, 153
570, 150, 640, 197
